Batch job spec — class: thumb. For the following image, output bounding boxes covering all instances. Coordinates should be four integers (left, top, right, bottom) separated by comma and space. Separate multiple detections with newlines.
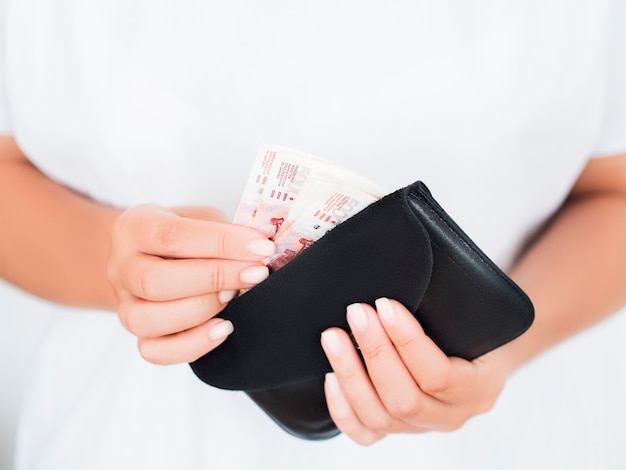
172, 206, 229, 223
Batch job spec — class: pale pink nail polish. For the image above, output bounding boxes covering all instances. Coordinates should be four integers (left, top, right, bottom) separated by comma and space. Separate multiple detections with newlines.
325, 372, 342, 397
321, 330, 342, 357
375, 297, 396, 325
218, 289, 238, 304
240, 265, 269, 284
347, 303, 369, 332
246, 239, 276, 257
208, 320, 234, 341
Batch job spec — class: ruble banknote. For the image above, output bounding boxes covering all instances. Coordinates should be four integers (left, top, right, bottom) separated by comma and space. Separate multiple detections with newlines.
234, 143, 387, 271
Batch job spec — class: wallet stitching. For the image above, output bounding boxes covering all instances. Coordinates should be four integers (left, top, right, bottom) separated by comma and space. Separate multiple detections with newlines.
418, 203, 533, 356
409, 190, 534, 314
430, 239, 481, 289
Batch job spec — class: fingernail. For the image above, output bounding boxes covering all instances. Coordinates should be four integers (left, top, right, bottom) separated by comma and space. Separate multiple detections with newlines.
246, 239, 276, 257
218, 289, 238, 304
347, 303, 368, 332
208, 320, 234, 341
375, 297, 396, 325
321, 330, 342, 357
325, 372, 342, 397
240, 265, 269, 284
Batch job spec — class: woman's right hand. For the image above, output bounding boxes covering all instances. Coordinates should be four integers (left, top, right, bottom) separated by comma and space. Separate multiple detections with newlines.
107, 204, 275, 365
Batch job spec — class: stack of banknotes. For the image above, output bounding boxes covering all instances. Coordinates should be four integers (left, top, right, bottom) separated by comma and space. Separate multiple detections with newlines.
234, 143, 388, 272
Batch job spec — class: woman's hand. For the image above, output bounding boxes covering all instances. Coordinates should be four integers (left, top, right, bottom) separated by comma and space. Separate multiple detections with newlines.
321, 298, 511, 445
107, 204, 275, 365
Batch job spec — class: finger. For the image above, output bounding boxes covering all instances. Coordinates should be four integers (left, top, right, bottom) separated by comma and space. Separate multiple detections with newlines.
121, 255, 269, 300
324, 373, 383, 446
346, 302, 451, 426
375, 298, 459, 401
321, 327, 406, 434
137, 317, 234, 365
172, 206, 229, 223
119, 292, 230, 338
115, 205, 275, 260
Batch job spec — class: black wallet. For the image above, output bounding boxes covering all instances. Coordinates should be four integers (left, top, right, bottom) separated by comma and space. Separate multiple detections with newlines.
190, 181, 534, 440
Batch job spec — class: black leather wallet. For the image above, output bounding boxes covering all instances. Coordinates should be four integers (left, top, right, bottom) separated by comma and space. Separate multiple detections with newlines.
190, 181, 534, 440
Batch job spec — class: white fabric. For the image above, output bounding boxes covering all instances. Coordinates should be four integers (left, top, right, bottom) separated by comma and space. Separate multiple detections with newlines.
0, 0, 10, 134
593, 0, 626, 156
1, 0, 625, 469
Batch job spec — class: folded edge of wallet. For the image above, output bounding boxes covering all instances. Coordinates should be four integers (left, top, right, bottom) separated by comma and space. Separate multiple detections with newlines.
407, 181, 534, 360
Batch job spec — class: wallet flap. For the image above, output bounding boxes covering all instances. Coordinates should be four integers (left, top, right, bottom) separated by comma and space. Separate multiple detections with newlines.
190, 185, 434, 391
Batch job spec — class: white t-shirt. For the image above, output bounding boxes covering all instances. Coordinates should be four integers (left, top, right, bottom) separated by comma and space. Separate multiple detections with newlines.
1, 1, 625, 469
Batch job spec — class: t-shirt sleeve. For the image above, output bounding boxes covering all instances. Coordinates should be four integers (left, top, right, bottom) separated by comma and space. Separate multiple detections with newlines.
0, 77, 10, 136
592, 0, 626, 157
0, 4, 11, 136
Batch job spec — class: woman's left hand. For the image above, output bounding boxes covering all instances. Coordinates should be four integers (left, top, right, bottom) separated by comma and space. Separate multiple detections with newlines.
321, 298, 511, 445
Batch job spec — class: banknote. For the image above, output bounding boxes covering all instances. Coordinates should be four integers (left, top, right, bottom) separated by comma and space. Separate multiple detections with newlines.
268, 178, 381, 272
234, 143, 386, 238
232, 145, 279, 228
233, 143, 334, 229
234, 143, 388, 271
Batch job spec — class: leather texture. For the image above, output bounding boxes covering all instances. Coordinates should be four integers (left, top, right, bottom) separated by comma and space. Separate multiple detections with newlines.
190, 181, 534, 440
247, 377, 339, 440
407, 182, 534, 360
190, 186, 434, 391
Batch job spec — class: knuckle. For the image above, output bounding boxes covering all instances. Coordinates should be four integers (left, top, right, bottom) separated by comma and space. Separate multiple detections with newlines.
112, 205, 147, 244
155, 221, 182, 255
359, 343, 387, 362
214, 229, 228, 258
123, 307, 144, 336
362, 414, 394, 434
137, 339, 164, 365
333, 357, 364, 384
206, 263, 226, 292
421, 374, 453, 396
393, 334, 419, 351
340, 428, 378, 448
329, 409, 352, 427
475, 396, 497, 415
356, 437, 378, 447
387, 399, 422, 420
116, 303, 132, 332
441, 419, 466, 433
111, 209, 131, 242
334, 365, 360, 384
137, 267, 159, 300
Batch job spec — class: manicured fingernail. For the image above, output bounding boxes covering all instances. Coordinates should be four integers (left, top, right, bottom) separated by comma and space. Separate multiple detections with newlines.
347, 303, 368, 332
208, 320, 234, 341
325, 372, 342, 397
246, 239, 276, 257
218, 289, 238, 304
240, 265, 269, 284
321, 330, 342, 357
375, 297, 396, 325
